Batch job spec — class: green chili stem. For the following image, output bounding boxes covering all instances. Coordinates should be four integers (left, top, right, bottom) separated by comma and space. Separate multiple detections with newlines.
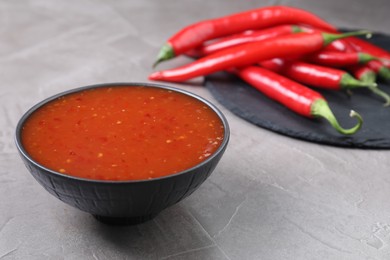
359, 70, 377, 83
311, 99, 363, 135
378, 66, 390, 82
340, 73, 377, 89
358, 53, 378, 63
358, 70, 390, 107
322, 30, 372, 46
369, 86, 390, 107
341, 72, 390, 106
154, 43, 175, 68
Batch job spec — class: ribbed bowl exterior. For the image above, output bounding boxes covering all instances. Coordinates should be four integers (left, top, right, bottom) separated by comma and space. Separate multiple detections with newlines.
17, 145, 226, 219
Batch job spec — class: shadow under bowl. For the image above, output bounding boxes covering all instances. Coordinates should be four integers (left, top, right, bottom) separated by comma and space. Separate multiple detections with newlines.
15, 82, 230, 225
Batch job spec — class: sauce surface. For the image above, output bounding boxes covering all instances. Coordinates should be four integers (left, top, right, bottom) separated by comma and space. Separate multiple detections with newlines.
21, 86, 225, 181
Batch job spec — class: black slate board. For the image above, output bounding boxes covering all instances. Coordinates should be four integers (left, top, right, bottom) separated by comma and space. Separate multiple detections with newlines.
205, 31, 390, 149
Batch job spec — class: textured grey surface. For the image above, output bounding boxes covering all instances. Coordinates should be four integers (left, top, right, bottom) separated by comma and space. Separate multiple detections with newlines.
2, 0, 390, 259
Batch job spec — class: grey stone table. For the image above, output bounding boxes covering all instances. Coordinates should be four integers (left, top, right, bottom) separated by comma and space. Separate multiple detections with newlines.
1, 1, 390, 259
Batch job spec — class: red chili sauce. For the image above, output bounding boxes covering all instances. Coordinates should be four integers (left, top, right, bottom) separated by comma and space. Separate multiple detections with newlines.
21, 86, 225, 181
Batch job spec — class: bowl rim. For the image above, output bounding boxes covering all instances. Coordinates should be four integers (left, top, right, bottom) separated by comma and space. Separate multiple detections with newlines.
15, 82, 230, 184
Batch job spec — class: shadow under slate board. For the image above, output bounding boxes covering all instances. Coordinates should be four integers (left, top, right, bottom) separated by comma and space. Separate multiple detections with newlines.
205, 31, 390, 149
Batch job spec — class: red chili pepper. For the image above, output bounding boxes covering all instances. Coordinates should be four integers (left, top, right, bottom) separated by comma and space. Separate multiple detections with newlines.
187, 25, 303, 58
349, 65, 377, 83
258, 58, 286, 73
260, 59, 390, 106
149, 31, 370, 82
297, 26, 356, 53
235, 66, 362, 135
154, 6, 337, 66
306, 51, 378, 67
324, 39, 356, 52
260, 59, 375, 90
367, 60, 390, 82
347, 65, 390, 106
347, 37, 390, 67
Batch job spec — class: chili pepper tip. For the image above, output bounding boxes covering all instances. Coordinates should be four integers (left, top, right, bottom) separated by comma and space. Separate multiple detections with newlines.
311, 99, 362, 135
148, 71, 163, 81
154, 43, 175, 68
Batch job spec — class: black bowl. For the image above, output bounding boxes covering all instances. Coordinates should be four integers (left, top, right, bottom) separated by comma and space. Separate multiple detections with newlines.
15, 82, 229, 225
